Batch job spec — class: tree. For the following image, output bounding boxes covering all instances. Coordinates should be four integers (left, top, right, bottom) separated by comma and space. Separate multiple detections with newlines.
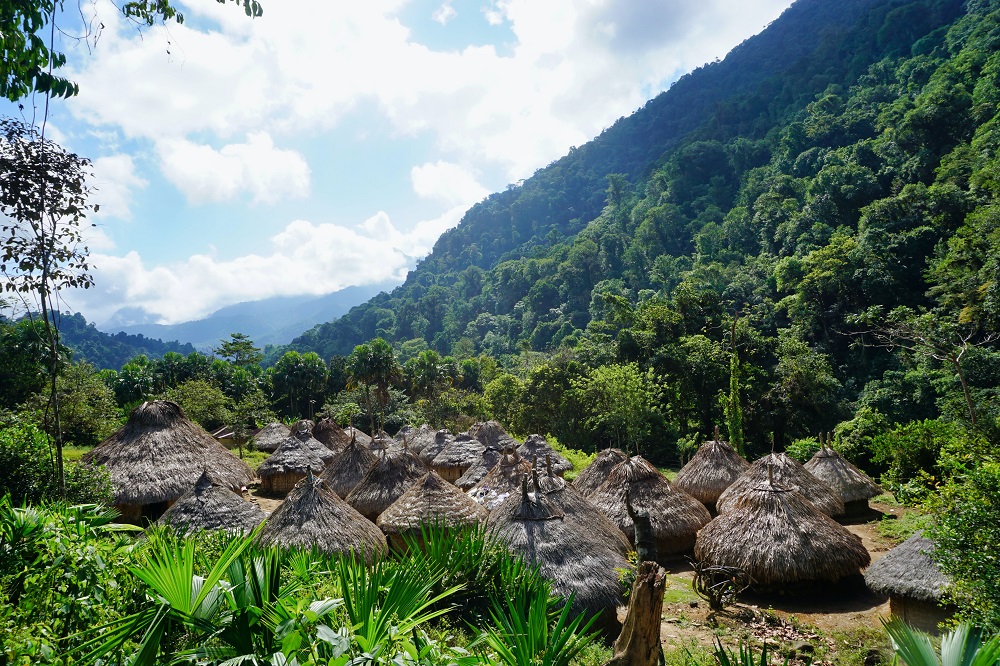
571, 363, 661, 454
213, 332, 263, 367
163, 379, 232, 431
346, 338, 400, 434
268, 351, 328, 418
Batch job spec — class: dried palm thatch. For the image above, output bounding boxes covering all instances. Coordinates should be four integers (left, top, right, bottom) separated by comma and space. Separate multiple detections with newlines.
589, 456, 711, 561
455, 445, 502, 490
258, 436, 328, 495
159, 470, 265, 535
469, 449, 533, 510
694, 477, 870, 592
313, 418, 351, 450
417, 430, 453, 465
82, 400, 256, 522
376, 471, 488, 549
804, 439, 881, 514
487, 478, 628, 637
344, 427, 372, 447
319, 435, 378, 499
571, 448, 629, 498
251, 422, 290, 452
397, 424, 436, 454
517, 434, 574, 477
257, 473, 387, 562
288, 420, 336, 464
672, 433, 750, 511
370, 434, 403, 456
346, 448, 428, 521
468, 420, 520, 449
717, 452, 844, 517
864, 531, 953, 633
431, 433, 485, 482
533, 465, 631, 554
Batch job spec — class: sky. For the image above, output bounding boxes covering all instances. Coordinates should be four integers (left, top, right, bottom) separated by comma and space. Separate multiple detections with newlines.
3, 0, 796, 328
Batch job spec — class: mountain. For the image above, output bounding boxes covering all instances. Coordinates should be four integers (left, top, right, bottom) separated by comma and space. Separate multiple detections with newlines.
100, 281, 400, 351
58, 312, 197, 369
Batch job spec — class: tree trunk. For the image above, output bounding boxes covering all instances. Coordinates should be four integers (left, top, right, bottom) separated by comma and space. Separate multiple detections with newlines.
603, 561, 666, 666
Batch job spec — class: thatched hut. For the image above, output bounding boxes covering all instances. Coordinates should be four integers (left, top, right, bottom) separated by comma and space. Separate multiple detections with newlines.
694, 477, 870, 593
82, 401, 256, 523
469, 449, 533, 510
376, 471, 488, 550
532, 465, 631, 556
251, 422, 290, 453
571, 448, 628, 498
431, 433, 485, 483
159, 470, 265, 535
589, 456, 711, 562
717, 453, 844, 517
468, 420, 520, 449
865, 531, 954, 633
455, 445, 502, 490
319, 435, 378, 499
805, 441, 881, 516
487, 478, 628, 638
397, 424, 436, 454
257, 473, 387, 562
258, 435, 328, 496
344, 427, 372, 447
517, 434, 574, 477
417, 429, 453, 466
673, 433, 750, 513
288, 420, 336, 464
313, 418, 351, 450
346, 449, 428, 521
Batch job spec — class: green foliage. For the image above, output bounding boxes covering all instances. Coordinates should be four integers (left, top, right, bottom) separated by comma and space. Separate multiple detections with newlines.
785, 436, 821, 463
214, 332, 263, 367
162, 378, 233, 430
0, 419, 55, 504
571, 362, 661, 454
882, 617, 1000, 666
28, 361, 122, 447
547, 437, 595, 482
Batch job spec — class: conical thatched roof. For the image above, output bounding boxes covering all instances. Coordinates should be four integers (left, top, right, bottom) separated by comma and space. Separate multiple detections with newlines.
319, 436, 378, 499
344, 427, 372, 446
289, 420, 336, 463
158, 470, 266, 535
865, 531, 948, 602
252, 422, 291, 452
455, 445, 502, 490
468, 420, 520, 449
469, 449, 533, 510
431, 433, 485, 472
398, 424, 436, 454
694, 479, 870, 590
82, 400, 256, 507
532, 466, 631, 554
673, 437, 750, 507
417, 429, 454, 465
589, 456, 711, 558
805, 444, 881, 504
517, 434, 574, 475
257, 474, 387, 562
376, 471, 488, 543
369, 434, 402, 456
313, 418, 351, 450
717, 452, 844, 517
258, 436, 327, 478
345, 449, 428, 521
571, 448, 629, 497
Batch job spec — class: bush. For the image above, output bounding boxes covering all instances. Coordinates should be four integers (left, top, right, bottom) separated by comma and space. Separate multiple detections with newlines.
0, 419, 55, 504
785, 436, 820, 462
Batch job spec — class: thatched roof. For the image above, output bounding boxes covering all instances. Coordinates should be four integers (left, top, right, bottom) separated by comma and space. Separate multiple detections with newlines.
532, 467, 631, 553
313, 418, 351, 450
397, 424, 436, 454
865, 531, 948, 602
468, 420, 520, 449
431, 433, 485, 471
417, 430, 454, 465
589, 456, 711, 557
487, 478, 628, 622
376, 471, 488, 536
252, 423, 291, 452
673, 437, 750, 506
469, 450, 533, 510
289, 420, 336, 464
517, 434, 574, 475
258, 436, 327, 478
158, 470, 265, 534
344, 427, 372, 446
717, 453, 844, 517
455, 445, 502, 490
805, 444, 881, 503
345, 448, 428, 521
694, 479, 870, 589
571, 448, 628, 497
319, 437, 378, 499
82, 400, 256, 506
257, 473, 387, 562
370, 434, 402, 456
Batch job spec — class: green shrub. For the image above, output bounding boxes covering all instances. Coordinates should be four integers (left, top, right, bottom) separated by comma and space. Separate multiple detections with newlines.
833, 407, 890, 475
548, 436, 596, 482
0, 419, 55, 504
785, 436, 820, 462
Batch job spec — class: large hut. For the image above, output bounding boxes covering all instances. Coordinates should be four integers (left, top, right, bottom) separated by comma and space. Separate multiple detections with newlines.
82, 401, 256, 523
805, 439, 881, 516
487, 477, 629, 638
158, 470, 265, 535
695, 476, 870, 593
571, 448, 629, 498
717, 452, 844, 517
469, 449, 533, 510
455, 445, 502, 490
589, 456, 712, 562
319, 434, 378, 499
517, 434, 574, 477
251, 422, 290, 453
865, 531, 954, 633
376, 471, 489, 550
397, 424, 436, 454
257, 473, 387, 563
672, 430, 750, 513
313, 418, 351, 450
431, 433, 485, 483
417, 430, 454, 466
345, 448, 428, 521
258, 435, 328, 496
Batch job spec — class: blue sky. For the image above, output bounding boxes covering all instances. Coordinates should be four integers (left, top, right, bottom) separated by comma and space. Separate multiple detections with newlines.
2, 0, 795, 327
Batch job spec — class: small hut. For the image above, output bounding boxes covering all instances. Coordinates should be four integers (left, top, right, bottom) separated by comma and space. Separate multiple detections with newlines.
487, 478, 629, 638
469, 449, 533, 510
398, 424, 436, 454
319, 434, 378, 499
251, 422, 290, 453
468, 420, 520, 449
417, 430, 453, 466
431, 433, 485, 483
455, 445, 502, 490
673, 429, 750, 513
344, 427, 372, 447
159, 470, 266, 535
717, 452, 844, 517
257, 473, 387, 563
805, 438, 881, 516
313, 418, 351, 450
865, 531, 954, 633
376, 471, 488, 550
517, 434, 574, 477
533, 464, 632, 556
258, 435, 328, 495
589, 456, 711, 562
288, 420, 336, 464
695, 477, 870, 593
571, 448, 628, 498
82, 400, 256, 523
346, 449, 428, 521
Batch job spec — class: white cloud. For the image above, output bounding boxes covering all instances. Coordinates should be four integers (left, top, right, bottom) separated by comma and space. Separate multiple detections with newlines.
433, 2, 457, 25
91, 154, 148, 220
410, 161, 488, 206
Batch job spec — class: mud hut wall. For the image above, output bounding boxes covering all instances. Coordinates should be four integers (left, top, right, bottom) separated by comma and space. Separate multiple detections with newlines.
890, 596, 955, 635
261, 471, 306, 496
433, 464, 467, 483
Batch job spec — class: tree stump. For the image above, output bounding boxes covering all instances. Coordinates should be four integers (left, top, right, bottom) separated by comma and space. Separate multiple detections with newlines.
603, 561, 666, 666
